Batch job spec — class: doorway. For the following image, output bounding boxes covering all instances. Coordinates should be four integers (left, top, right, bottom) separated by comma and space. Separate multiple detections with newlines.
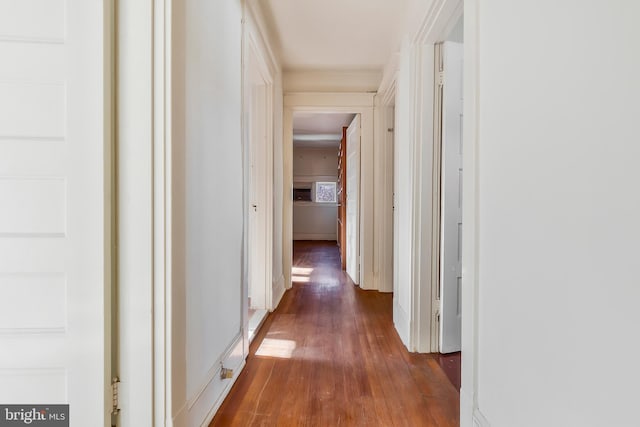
282, 93, 376, 291
246, 40, 274, 342
291, 112, 357, 280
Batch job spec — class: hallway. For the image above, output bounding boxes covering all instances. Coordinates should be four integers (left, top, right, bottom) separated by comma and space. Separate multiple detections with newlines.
211, 241, 459, 426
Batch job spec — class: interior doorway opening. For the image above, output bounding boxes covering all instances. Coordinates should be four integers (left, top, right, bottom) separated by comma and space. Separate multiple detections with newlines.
291, 112, 359, 283
283, 94, 381, 295
246, 40, 274, 342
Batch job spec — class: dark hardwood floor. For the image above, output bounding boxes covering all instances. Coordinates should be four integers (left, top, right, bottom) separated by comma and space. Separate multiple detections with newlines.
211, 241, 460, 426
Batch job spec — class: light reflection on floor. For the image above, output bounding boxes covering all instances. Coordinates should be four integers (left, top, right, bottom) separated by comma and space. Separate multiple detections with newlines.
291, 267, 313, 275
255, 338, 297, 359
292, 266, 314, 283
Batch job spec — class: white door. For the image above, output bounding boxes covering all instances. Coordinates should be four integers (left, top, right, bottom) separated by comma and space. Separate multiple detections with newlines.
249, 82, 267, 310
439, 41, 464, 353
0, 1, 112, 425
346, 115, 360, 285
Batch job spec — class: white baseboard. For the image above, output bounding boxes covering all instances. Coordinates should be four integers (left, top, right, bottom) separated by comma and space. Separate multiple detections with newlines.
460, 388, 474, 427
293, 233, 336, 240
393, 301, 411, 349
473, 409, 491, 427
171, 333, 245, 427
272, 274, 285, 311
248, 309, 268, 343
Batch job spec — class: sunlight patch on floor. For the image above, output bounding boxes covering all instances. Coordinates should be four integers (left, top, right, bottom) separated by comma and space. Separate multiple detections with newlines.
292, 267, 313, 276
255, 338, 297, 359
292, 275, 310, 283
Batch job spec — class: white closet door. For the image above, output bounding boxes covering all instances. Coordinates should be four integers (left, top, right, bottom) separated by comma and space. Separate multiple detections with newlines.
0, 1, 112, 424
439, 41, 464, 354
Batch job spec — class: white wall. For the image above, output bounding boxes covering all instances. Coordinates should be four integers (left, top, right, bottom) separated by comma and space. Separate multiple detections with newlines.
293, 204, 338, 240
293, 146, 338, 177
293, 147, 338, 240
170, 0, 245, 425
470, 1, 640, 426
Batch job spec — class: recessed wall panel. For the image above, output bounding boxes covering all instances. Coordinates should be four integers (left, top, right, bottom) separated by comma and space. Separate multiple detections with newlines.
0, 274, 66, 331
0, 178, 66, 236
0, 43, 65, 82
0, 82, 65, 139
0, 369, 67, 403
0, 0, 65, 42
0, 141, 65, 176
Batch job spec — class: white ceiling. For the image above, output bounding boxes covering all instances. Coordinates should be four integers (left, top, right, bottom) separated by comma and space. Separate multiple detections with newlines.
293, 112, 356, 148
262, 0, 410, 71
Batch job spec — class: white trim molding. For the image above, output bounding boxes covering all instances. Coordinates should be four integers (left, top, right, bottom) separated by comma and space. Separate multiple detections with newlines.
293, 233, 337, 241
460, 0, 479, 426
373, 92, 396, 293
283, 92, 376, 291
473, 409, 491, 427
284, 70, 382, 93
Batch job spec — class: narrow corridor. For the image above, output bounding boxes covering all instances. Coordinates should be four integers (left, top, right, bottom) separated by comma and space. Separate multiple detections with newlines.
211, 241, 460, 426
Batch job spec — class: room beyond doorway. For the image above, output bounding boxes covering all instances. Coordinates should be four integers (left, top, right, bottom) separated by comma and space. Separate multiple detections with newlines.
291, 112, 359, 281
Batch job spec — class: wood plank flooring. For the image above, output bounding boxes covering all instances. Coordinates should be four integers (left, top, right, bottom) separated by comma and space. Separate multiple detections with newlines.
210, 241, 460, 426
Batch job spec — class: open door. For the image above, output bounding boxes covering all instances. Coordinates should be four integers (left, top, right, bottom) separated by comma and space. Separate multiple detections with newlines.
439, 41, 464, 353
0, 2, 113, 424
246, 37, 274, 340
337, 126, 347, 270
345, 115, 361, 285
248, 80, 269, 337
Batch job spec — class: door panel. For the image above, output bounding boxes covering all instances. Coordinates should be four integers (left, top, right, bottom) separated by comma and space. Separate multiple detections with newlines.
439, 41, 464, 354
346, 116, 360, 285
249, 82, 267, 310
0, 1, 111, 424
337, 127, 347, 270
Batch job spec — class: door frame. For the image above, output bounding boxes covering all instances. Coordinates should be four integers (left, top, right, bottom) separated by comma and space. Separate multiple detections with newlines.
380, 0, 481, 425
283, 93, 375, 290
375, 64, 398, 294
419, 0, 480, 425
435, 40, 464, 354
245, 15, 276, 322
116, 0, 167, 425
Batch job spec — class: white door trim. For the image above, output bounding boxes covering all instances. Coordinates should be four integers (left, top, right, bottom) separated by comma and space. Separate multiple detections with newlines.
245, 0, 281, 313
460, 1, 480, 425
415, 0, 481, 425
374, 70, 397, 294
283, 93, 376, 290
116, 0, 171, 424
384, 0, 465, 351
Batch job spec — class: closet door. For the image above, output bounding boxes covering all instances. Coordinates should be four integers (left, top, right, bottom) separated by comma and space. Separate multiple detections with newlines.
0, 1, 113, 424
